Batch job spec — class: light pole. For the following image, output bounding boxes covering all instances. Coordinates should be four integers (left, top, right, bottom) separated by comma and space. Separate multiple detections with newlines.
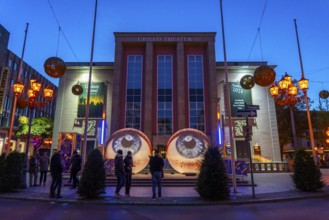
6, 23, 29, 156
82, 0, 98, 166
13, 79, 54, 188
219, 0, 237, 193
294, 19, 317, 164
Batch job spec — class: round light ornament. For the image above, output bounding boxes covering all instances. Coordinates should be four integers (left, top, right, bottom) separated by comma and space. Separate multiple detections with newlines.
44, 57, 66, 78
240, 75, 255, 90
253, 65, 276, 87
319, 90, 329, 99
72, 84, 83, 96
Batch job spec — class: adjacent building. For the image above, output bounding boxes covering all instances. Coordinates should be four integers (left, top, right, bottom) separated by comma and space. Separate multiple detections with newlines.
0, 24, 57, 155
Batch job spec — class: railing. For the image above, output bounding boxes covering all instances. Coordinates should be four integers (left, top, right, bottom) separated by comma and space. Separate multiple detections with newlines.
249, 162, 290, 173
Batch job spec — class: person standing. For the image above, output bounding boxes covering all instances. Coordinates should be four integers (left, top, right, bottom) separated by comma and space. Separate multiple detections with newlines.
50, 150, 63, 198
70, 150, 81, 189
39, 152, 50, 186
124, 151, 133, 197
114, 149, 125, 198
29, 152, 39, 187
149, 149, 164, 200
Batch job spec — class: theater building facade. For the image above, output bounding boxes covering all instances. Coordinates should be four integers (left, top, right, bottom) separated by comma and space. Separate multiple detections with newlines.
52, 32, 280, 174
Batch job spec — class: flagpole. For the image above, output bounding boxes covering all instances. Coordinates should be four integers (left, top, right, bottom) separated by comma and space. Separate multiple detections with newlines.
219, 0, 237, 193
82, 0, 98, 166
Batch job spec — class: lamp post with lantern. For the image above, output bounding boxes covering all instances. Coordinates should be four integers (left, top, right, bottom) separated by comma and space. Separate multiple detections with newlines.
270, 19, 317, 164
13, 79, 54, 188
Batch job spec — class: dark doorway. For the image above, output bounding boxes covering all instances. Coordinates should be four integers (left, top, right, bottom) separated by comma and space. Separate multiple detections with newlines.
235, 140, 250, 161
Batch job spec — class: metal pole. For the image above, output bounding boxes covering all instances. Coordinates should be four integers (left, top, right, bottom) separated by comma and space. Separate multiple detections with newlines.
6, 23, 29, 156
82, 0, 98, 166
21, 107, 33, 188
289, 106, 298, 149
219, 0, 237, 192
294, 19, 317, 164
245, 103, 255, 198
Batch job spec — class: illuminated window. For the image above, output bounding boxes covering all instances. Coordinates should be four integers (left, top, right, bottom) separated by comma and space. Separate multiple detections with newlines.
157, 55, 173, 134
125, 55, 143, 129
188, 55, 205, 132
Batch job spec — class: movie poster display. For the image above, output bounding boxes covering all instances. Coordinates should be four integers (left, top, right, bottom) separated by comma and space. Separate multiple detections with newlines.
77, 82, 105, 118
229, 82, 252, 117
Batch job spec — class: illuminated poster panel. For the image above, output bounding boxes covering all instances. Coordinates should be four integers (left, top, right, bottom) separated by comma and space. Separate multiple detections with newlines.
230, 82, 252, 117
77, 82, 105, 118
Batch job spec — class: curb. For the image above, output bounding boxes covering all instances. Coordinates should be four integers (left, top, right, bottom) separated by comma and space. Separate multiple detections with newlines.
1, 191, 329, 206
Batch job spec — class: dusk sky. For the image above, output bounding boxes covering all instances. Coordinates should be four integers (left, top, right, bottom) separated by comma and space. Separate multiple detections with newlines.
1, 0, 329, 107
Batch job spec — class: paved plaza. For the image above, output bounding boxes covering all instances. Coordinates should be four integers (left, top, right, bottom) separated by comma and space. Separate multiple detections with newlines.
1, 169, 329, 205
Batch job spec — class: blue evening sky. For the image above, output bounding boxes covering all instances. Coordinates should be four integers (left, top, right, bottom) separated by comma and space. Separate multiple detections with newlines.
0, 0, 328, 107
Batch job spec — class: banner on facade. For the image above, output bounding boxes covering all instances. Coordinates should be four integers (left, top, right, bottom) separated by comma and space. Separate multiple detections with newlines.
229, 82, 252, 117
0, 67, 9, 115
77, 82, 105, 118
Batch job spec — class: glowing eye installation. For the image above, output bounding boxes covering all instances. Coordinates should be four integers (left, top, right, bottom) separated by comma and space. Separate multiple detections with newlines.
176, 134, 205, 159
105, 128, 152, 174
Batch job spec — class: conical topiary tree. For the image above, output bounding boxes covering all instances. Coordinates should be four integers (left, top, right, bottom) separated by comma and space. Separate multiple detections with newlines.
0, 152, 23, 192
78, 149, 106, 198
196, 147, 230, 200
293, 148, 324, 191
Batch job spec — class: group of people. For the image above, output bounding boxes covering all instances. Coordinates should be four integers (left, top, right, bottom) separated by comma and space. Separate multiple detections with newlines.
31, 148, 164, 200
28, 151, 50, 187
114, 149, 164, 200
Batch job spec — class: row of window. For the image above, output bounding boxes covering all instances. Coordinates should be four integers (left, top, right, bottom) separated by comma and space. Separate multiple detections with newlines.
124, 55, 205, 134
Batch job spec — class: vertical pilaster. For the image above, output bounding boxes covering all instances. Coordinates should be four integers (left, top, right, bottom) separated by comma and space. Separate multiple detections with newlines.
207, 41, 218, 146
143, 42, 153, 139
176, 42, 186, 131
110, 41, 123, 134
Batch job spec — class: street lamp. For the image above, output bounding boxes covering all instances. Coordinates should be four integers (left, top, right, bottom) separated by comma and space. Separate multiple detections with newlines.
269, 72, 306, 149
14, 79, 54, 188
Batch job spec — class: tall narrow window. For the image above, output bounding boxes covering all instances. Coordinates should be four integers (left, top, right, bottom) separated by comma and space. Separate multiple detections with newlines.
125, 55, 143, 129
157, 55, 173, 134
188, 55, 205, 132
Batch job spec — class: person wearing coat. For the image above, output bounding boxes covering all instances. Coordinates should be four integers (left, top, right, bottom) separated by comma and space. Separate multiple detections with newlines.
114, 149, 125, 198
50, 150, 63, 198
69, 150, 81, 189
124, 151, 133, 197
29, 152, 39, 187
39, 152, 50, 186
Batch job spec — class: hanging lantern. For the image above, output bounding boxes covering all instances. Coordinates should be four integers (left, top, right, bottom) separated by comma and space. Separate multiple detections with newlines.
240, 75, 255, 90
16, 98, 28, 109
319, 90, 329, 99
72, 84, 83, 96
253, 65, 276, 87
44, 57, 66, 78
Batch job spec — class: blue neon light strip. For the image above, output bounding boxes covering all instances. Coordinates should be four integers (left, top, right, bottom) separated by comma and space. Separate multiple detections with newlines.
101, 120, 105, 145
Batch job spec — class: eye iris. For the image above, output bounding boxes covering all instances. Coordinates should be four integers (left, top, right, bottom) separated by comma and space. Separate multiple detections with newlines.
176, 135, 205, 158
113, 134, 141, 155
